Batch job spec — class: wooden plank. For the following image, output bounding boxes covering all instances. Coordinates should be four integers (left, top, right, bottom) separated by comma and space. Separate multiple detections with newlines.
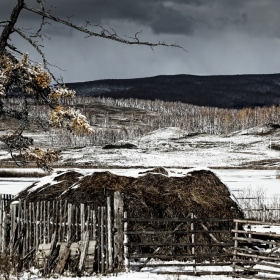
234, 252, 280, 261
58, 200, 62, 242
132, 262, 232, 267
124, 217, 232, 222
233, 219, 280, 227
80, 203, 85, 241
75, 205, 78, 240
23, 200, 27, 256
36, 201, 39, 249
123, 212, 129, 272
157, 271, 232, 276
233, 237, 280, 246
234, 264, 280, 275
86, 205, 90, 233
124, 242, 233, 247
113, 191, 124, 272
84, 240, 96, 274
92, 210, 96, 240
232, 229, 280, 239
127, 253, 232, 259
235, 246, 280, 256
191, 212, 196, 274
78, 230, 90, 272
97, 207, 101, 273
232, 221, 238, 276
2, 209, 6, 252
67, 203, 72, 242
124, 230, 229, 235
0, 194, 2, 253
101, 207, 105, 274
107, 197, 113, 271
54, 245, 71, 275
62, 200, 67, 241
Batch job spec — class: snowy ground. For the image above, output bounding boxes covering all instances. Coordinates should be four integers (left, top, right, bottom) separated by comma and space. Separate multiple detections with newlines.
1, 126, 280, 279
1, 126, 280, 168
57, 126, 280, 168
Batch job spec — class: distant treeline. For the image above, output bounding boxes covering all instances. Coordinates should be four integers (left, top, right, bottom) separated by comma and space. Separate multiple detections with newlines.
2, 96, 280, 148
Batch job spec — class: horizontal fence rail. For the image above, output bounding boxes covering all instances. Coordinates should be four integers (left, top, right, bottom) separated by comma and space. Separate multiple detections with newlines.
123, 212, 234, 275
232, 219, 280, 279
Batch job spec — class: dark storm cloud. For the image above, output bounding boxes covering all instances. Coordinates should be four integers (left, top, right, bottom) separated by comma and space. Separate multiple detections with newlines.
2, 0, 280, 81
2, 0, 280, 37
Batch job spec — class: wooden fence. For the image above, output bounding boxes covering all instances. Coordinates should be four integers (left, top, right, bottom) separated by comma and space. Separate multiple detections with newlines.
243, 204, 280, 222
3, 191, 280, 278
232, 219, 280, 279
0, 192, 124, 275
123, 213, 234, 276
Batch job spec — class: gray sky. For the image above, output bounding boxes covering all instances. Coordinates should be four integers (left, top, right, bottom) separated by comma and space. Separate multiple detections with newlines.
1, 0, 280, 82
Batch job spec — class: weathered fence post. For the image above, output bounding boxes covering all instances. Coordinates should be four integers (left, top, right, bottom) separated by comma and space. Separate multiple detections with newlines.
191, 213, 196, 274
113, 191, 124, 272
67, 203, 72, 242
123, 211, 129, 272
232, 221, 238, 276
0, 194, 2, 252
80, 203, 85, 241
107, 196, 113, 271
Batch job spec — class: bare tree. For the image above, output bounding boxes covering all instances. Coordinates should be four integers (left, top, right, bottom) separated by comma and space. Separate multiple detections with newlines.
0, 0, 183, 170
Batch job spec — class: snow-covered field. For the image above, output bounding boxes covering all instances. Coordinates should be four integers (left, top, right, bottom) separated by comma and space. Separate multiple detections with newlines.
54, 126, 280, 168
1, 126, 280, 279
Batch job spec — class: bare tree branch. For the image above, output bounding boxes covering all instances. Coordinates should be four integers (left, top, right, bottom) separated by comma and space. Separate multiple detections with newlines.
23, 4, 186, 51
0, 0, 25, 54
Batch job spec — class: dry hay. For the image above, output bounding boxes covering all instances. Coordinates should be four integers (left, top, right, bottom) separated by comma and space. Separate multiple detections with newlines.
15, 168, 243, 260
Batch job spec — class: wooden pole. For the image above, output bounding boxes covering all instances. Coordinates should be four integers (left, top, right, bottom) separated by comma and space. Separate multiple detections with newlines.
107, 196, 113, 271
123, 211, 129, 272
113, 191, 124, 272
81, 204, 85, 241
36, 201, 39, 249
191, 213, 196, 274
67, 203, 72, 242
47, 201, 50, 243
0, 194, 2, 253
232, 221, 239, 276
23, 200, 27, 256
101, 207, 105, 274
2, 210, 7, 252
97, 207, 101, 273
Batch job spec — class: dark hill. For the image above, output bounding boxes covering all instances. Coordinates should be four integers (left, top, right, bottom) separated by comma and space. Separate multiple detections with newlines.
66, 74, 280, 109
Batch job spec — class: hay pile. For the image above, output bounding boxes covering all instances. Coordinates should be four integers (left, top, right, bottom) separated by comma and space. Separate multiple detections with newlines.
16, 168, 242, 219
15, 168, 243, 260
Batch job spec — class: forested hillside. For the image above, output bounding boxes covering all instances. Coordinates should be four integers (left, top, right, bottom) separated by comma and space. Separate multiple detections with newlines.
66, 74, 280, 109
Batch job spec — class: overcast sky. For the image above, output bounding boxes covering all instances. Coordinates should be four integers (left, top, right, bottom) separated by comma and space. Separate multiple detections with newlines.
1, 0, 280, 82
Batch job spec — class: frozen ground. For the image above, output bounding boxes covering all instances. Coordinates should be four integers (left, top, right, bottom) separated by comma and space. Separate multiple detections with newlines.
1, 126, 280, 168
58, 126, 280, 168
1, 126, 280, 279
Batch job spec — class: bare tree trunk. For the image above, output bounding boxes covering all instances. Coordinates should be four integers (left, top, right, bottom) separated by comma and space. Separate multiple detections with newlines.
0, 0, 24, 54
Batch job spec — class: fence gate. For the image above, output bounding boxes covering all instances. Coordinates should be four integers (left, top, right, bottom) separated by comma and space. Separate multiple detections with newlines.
232, 219, 280, 279
123, 213, 234, 276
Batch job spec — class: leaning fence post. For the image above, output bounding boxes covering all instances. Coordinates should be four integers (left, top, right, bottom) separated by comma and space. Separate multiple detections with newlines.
113, 191, 124, 272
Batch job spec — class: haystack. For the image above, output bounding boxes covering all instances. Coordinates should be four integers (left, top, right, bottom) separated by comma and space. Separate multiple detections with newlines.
15, 168, 243, 259
16, 168, 241, 218
15, 168, 242, 219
